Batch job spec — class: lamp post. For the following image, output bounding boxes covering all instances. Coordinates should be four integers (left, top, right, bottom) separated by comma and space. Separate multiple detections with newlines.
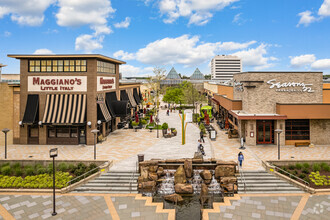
91, 129, 99, 160
156, 110, 159, 138
2, 128, 10, 159
275, 129, 282, 160
49, 148, 58, 216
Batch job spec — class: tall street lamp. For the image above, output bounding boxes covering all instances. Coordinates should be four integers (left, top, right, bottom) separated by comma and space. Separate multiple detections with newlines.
156, 110, 159, 138
275, 129, 282, 160
91, 129, 99, 160
49, 148, 58, 216
2, 128, 10, 159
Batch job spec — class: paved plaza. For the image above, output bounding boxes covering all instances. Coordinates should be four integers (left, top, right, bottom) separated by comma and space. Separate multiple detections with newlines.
0, 107, 330, 219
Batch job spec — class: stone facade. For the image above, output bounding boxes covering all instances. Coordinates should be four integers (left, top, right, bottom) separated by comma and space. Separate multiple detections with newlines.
233, 72, 323, 114
310, 119, 330, 145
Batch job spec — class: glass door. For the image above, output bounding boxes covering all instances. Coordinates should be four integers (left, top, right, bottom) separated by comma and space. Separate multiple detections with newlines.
79, 127, 86, 145
256, 121, 273, 144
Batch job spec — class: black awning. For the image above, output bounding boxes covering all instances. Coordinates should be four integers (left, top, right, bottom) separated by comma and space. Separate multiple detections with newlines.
133, 88, 141, 104
112, 100, 130, 117
22, 94, 39, 124
138, 88, 143, 100
105, 92, 117, 117
120, 90, 132, 107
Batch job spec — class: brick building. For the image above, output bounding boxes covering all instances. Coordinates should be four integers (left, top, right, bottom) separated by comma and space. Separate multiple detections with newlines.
8, 54, 141, 145
205, 72, 330, 146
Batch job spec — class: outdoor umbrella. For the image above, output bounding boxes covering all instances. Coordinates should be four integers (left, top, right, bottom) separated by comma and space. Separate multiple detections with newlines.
150, 114, 153, 123
225, 117, 229, 129
135, 111, 139, 123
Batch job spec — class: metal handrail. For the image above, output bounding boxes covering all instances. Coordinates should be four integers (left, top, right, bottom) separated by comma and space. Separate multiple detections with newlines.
271, 164, 310, 190
129, 161, 139, 193
65, 162, 109, 187
237, 164, 246, 193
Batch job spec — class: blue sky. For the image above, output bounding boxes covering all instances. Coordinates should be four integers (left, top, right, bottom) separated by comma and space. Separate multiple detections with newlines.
1, 0, 330, 76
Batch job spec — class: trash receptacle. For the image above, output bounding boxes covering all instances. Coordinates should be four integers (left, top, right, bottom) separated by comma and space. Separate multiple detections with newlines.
138, 154, 144, 163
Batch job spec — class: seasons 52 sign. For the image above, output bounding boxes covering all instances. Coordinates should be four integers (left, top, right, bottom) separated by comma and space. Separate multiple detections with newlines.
28, 76, 87, 92
97, 76, 116, 91
267, 79, 314, 93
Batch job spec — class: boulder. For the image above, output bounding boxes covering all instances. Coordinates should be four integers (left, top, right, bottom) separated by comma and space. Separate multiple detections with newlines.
140, 167, 149, 182
215, 165, 235, 178
175, 184, 194, 194
139, 181, 156, 189
148, 172, 158, 181
192, 158, 203, 163
200, 183, 209, 204
194, 152, 203, 159
149, 165, 158, 173
223, 184, 238, 193
216, 160, 237, 166
137, 176, 144, 184
174, 165, 186, 184
164, 193, 183, 203
220, 176, 237, 185
157, 167, 165, 177
200, 170, 212, 185
184, 159, 193, 178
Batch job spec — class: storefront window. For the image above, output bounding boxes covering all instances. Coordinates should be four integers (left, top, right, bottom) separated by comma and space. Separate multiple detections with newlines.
29, 126, 39, 138
28, 59, 87, 72
71, 128, 78, 138
285, 119, 310, 140
56, 128, 70, 137
48, 128, 56, 138
97, 60, 115, 74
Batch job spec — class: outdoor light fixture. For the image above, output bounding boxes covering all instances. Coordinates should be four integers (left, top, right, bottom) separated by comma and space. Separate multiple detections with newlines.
49, 148, 58, 216
18, 121, 23, 127
275, 129, 283, 160
87, 121, 92, 128
2, 128, 10, 159
97, 120, 102, 125
91, 129, 99, 160
38, 121, 43, 128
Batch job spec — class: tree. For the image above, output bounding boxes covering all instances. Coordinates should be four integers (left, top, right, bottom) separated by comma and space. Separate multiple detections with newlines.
146, 66, 166, 109
163, 87, 184, 105
180, 81, 206, 112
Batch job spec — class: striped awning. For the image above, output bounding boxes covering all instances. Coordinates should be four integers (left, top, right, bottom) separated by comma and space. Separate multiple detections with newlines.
97, 94, 111, 122
42, 94, 86, 124
127, 89, 137, 107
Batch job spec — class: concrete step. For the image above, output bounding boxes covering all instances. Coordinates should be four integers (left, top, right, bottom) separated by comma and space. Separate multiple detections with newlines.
107, 170, 138, 173
72, 191, 139, 194
75, 186, 138, 191
237, 186, 302, 191
84, 183, 138, 187
96, 176, 139, 180
89, 179, 138, 184
239, 190, 305, 194
102, 172, 139, 176
240, 177, 279, 181
238, 183, 292, 187
239, 179, 287, 184
237, 173, 274, 177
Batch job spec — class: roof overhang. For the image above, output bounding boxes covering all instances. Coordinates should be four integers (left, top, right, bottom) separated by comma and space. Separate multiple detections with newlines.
7, 54, 126, 64
230, 110, 287, 120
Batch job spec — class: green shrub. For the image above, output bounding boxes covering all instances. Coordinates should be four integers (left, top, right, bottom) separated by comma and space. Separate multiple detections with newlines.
313, 163, 321, 172
162, 122, 168, 130
199, 123, 206, 134
12, 163, 21, 169
302, 168, 310, 174
68, 164, 75, 173
132, 121, 139, 127
293, 170, 298, 175
37, 168, 46, 175
47, 164, 53, 174
14, 167, 23, 177
144, 116, 150, 121
1, 166, 12, 176
295, 163, 303, 170
303, 163, 310, 169
25, 167, 35, 176
58, 163, 68, 172
141, 119, 147, 125
320, 163, 330, 172
77, 162, 87, 170
88, 163, 98, 171
299, 173, 306, 179
288, 165, 295, 170
282, 167, 287, 172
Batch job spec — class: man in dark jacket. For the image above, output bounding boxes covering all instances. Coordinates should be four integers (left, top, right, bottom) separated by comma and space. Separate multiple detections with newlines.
200, 130, 205, 143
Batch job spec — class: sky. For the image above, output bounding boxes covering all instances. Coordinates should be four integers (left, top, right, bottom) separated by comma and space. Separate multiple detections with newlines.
1, 0, 330, 77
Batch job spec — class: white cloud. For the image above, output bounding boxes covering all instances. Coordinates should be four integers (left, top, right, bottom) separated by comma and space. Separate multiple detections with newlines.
311, 59, 330, 69
319, 0, 330, 16
290, 54, 316, 67
232, 44, 276, 69
33, 48, 54, 54
120, 64, 153, 77
0, 0, 55, 26
157, 0, 238, 25
114, 17, 131, 28
4, 31, 11, 37
113, 50, 135, 60
116, 35, 259, 68
297, 11, 317, 27
75, 34, 103, 53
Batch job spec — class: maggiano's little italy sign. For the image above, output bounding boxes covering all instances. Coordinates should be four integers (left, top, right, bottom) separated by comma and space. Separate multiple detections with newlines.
97, 76, 116, 91
28, 76, 87, 92
267, 79, 314, 93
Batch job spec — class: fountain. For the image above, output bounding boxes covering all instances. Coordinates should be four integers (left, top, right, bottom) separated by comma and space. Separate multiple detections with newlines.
137, 158, 238, 219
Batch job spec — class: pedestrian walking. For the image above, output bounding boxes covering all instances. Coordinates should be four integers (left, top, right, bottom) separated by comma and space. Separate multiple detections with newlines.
238, 152, 244, 167
197, 139, 205, 156
200, 130, 205, 143
167, 109, 169, 116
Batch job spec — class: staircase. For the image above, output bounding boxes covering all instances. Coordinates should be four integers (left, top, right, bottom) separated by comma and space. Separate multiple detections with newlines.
236, 170, 305, 194
74, 171, 139, 194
